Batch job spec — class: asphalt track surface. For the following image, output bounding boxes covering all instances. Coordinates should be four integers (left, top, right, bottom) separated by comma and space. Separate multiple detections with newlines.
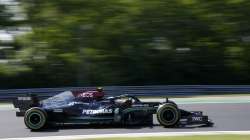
0, 103, 250, 139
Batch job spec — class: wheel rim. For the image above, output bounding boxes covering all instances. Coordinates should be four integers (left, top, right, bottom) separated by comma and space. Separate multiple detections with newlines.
29, 113, 41, 125
162, 109, 176, 122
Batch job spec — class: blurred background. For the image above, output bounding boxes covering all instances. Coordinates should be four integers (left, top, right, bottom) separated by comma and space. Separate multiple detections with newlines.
0, 0, 250, 89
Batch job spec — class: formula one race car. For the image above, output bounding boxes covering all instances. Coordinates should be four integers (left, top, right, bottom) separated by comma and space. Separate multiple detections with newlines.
13, 89, 213, 130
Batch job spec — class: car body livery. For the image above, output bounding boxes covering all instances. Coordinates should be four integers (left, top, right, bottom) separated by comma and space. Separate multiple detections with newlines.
13, 90, 213, 130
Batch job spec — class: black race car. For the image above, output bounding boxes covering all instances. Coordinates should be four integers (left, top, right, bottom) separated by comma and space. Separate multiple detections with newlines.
13, 89, 213, 130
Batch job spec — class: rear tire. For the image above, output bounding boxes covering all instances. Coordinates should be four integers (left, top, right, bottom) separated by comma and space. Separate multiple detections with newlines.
157, 103, 180, 127
24, 107, 47, 130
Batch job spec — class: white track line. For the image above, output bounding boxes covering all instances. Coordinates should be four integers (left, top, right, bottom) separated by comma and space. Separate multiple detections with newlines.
1, 131, 250, 140
0, 104, 15, 111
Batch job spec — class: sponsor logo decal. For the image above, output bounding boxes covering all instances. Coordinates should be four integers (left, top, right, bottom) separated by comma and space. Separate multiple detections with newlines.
77, 92, 94, 98
53, 108, 63, 112
17, 97, 31, 101
82, 109, 113, 115
132, 104, 149, 107
114, 108, 120, 114
192, 116, 203, 121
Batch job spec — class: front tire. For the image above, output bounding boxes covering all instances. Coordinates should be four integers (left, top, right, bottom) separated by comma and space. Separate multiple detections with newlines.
157, 103, 180, 127
24, 107, 47, 130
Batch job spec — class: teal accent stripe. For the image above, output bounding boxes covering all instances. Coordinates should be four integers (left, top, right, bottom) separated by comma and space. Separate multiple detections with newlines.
122, 107, 155, 114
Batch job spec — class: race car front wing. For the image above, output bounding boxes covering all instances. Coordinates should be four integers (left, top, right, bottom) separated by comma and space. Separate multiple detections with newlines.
178, 111, 213, 127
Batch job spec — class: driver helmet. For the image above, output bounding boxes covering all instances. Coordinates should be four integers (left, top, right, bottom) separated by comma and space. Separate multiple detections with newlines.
96, 87, 103, 92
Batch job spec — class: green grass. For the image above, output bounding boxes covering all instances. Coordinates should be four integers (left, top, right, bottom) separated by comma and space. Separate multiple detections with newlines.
84, 135, 250, 140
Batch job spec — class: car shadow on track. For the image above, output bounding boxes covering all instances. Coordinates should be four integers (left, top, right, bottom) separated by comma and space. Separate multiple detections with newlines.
30, 124, 210, 132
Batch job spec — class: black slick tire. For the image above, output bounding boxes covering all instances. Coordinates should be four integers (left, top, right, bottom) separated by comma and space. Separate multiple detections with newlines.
24, 107, 47, 130
157, 103, 180, 127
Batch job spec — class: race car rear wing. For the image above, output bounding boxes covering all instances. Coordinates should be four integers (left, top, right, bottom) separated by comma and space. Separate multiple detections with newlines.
13, 94, 40, 116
